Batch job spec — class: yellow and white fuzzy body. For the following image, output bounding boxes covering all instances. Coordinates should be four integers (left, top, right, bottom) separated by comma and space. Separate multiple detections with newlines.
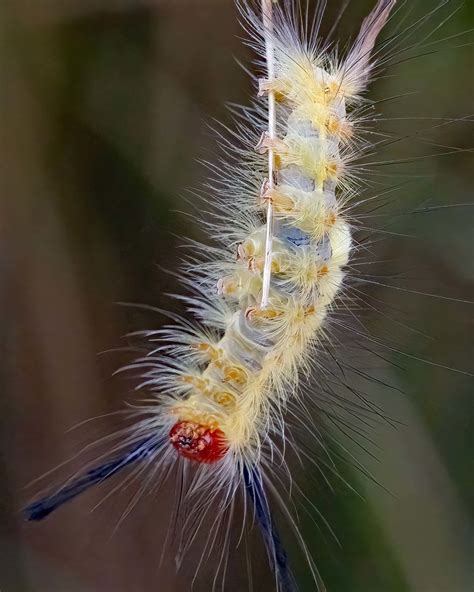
134, 0, 396, 475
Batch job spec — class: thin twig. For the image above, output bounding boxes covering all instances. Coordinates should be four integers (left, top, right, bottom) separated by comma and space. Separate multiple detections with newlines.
261, 0, 276, 309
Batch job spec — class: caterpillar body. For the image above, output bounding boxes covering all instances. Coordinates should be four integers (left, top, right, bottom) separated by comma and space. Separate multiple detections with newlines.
22, 0, 470, 590
158, 0, 391, 460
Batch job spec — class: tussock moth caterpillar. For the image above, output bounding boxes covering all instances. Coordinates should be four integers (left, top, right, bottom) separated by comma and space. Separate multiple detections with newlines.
16, 0, 472, 590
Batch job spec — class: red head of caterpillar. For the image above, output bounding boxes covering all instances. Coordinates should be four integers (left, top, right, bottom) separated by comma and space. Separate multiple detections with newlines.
169, 421, 228, 464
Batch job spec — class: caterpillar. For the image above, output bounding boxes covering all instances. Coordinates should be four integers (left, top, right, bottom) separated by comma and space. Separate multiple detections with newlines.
20, 1, 472, 590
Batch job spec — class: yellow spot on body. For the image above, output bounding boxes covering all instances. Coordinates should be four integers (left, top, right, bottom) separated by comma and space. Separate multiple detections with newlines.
192, 343, 222, 363
323, 81, 341, 103
247, 307, 282, 320
212, 391, 237, 408
326, 212, 337, 227
181, 375, 209, 393
318, 265, 329, 277
326, 160, 341, 179
217, 276, 244, 297
242, 239, 256, 257
327, 115, 353, 141
224, 366, 248, 385
263, 188, 295, 214
192, 342, 212, 353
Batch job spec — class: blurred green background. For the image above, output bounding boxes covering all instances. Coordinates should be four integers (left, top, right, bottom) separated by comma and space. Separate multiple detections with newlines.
0, 1, 472, 591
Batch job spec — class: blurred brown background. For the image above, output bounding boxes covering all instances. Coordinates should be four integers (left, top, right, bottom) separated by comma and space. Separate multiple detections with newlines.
0, 1, 472, 591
